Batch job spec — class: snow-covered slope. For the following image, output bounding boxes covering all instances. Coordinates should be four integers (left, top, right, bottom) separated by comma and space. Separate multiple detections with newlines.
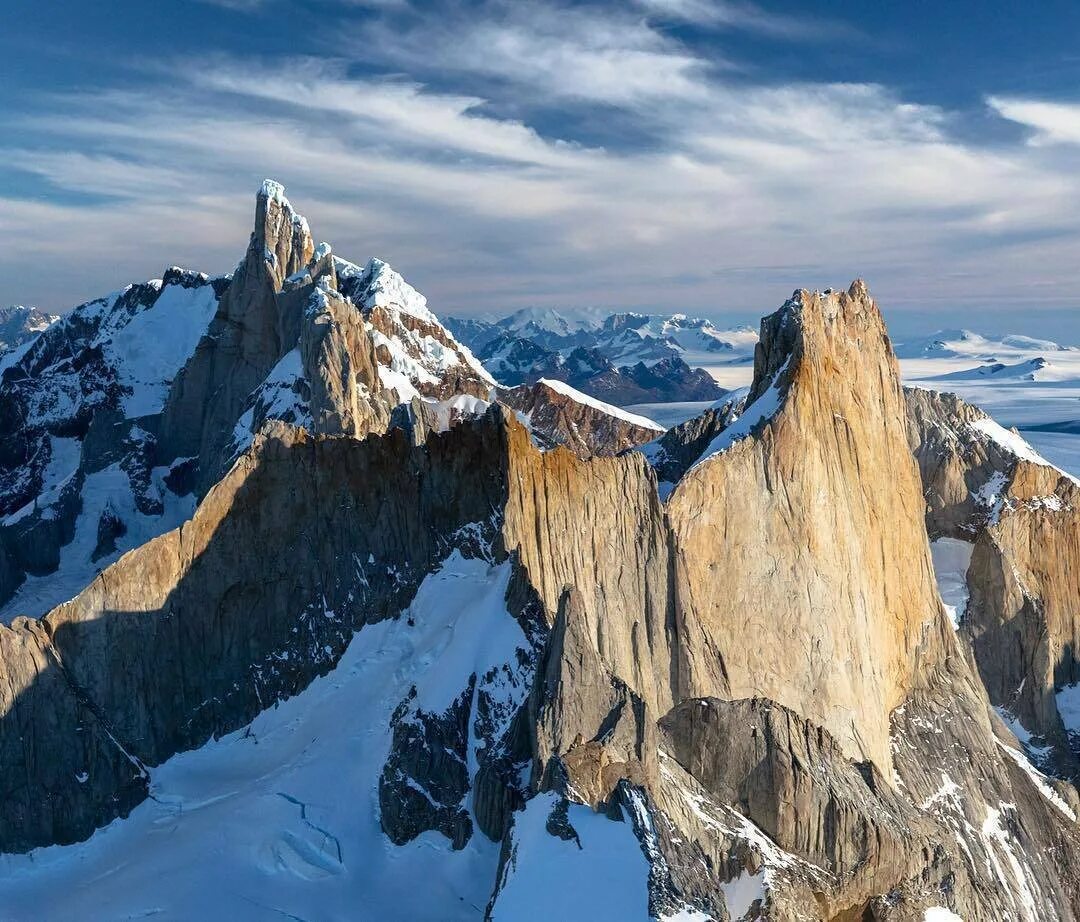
929, 356, 1078, 384
899, 328, 1080, 435
496, 306, 604, 341
896, 328, 1077, 360
0, 551, 536, 921
337, 256, 494, 405
0, 268, 225, 620
535, 378, 663, 430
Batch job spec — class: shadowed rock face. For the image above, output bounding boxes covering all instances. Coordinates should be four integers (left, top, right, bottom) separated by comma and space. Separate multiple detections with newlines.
905, 387, 1020, 539
159, 186, 318, 491
635, 390, 746, 488
967, 462, 1080, 748
659, 696, 932, 916
0, 268, 226, 614
0, 413, 514, 850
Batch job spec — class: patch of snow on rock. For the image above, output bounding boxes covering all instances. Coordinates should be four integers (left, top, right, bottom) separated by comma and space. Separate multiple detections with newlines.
693, 358, 789, 467
361, 258, 438, 325
929, 538, 973, 628
106, 281, 219, 417
489, 791, 651, 921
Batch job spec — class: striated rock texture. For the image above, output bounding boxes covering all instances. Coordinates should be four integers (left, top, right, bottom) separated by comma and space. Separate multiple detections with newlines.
967, 461, 1080, 752
665, 282, 948, 770
497, 379, 663, 457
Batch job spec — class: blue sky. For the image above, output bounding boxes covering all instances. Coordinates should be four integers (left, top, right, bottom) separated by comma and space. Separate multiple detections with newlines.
3, 0, 1080, 339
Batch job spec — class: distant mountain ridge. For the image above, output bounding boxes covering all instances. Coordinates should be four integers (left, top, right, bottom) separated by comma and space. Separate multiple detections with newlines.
0, 305, 59, 358
445, 307, 755, 404
895, 328, 1078, 359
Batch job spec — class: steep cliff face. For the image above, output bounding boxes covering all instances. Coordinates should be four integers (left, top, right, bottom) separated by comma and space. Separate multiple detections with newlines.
0, 184, 672, 625
0, 412, 516, 851
159, 182, 319, 489
666, 282, 947, 770
967, 461, 1080, 759
637, 389, 747, 497
905, 387, 1021, 539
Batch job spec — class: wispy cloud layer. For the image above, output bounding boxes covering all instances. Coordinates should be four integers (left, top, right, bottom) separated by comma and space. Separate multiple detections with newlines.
3, 0, 1080, 326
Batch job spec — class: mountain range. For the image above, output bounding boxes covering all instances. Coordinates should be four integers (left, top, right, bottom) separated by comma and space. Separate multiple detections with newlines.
444, 309, 756, 404
1, 183, 1079, 920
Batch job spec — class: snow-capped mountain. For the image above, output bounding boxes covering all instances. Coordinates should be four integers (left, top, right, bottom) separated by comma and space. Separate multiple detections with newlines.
4, 195, 1080, 922
895, 328, 1078, 360
450, 309, 758, 366
0, 305, 60, 357
496, 306, 604, 341
0, 268, 224, 620
475, 334, 724, 403
934, 356, 1073, 383
598, 312, 759, 362
446, 308, 752, 403
0, 182, 641, 625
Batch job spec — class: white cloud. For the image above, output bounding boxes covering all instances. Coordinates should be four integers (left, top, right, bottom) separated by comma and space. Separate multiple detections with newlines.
988, 96, 1080, 146
635, 0, 856, 40
357, 2, 720, 106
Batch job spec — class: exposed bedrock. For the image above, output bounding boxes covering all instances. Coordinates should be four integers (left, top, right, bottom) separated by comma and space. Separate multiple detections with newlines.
906, 386, 1080, 768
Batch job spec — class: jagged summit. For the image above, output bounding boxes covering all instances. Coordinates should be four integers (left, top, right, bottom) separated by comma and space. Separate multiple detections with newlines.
0, 183, 645, 622
342, 256, 439, 326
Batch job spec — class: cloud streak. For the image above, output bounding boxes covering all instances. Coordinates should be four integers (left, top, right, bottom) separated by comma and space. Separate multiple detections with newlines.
3, 0, 1080, 329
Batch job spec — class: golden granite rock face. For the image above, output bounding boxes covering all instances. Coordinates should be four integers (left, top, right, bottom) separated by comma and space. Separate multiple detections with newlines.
665, 282, 948, 770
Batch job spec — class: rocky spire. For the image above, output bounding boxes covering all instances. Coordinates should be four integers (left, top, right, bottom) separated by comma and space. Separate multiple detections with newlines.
255, 179, 314, 290
663, 281, 947, 770
159, 181, 332, 489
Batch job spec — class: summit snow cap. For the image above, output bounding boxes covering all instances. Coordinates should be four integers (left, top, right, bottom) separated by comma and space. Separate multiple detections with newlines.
259, 178, 288, 205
